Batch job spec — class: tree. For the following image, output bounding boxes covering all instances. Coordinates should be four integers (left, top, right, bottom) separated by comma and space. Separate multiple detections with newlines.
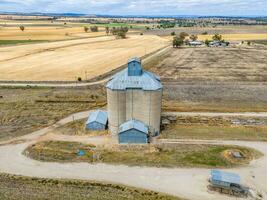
171, 31, 176, 36
179, 32, 189, 40
247, 41, 251, 46
84, 26, 89, 33
116, 30, 126, 39
111, 27, 129, 39
190, 34, 198, 41
90, 26, 98, 32
212, 33, 222, 41
105, 26, 110, 35
19, 26, 25, 31
77, 77, 82, 82
205, 39, 210, 46
173, 36, 183, 48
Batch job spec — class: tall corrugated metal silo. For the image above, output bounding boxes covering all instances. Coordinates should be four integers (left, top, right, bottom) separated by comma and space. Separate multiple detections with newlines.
106, 58, 162, 140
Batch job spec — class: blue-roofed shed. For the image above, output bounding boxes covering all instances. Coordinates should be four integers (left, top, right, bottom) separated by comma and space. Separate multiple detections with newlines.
119, 120, 149, 144
210, 170, 241, 188
86, 110, 108, 131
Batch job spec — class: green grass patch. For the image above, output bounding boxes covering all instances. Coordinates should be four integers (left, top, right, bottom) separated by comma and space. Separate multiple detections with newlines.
25, 141, 261, 168
0, 40, 49, 46
0, 173, 181, 200
93, 23, 145, 29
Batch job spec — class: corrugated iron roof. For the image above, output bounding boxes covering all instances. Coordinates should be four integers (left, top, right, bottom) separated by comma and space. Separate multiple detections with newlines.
106, 68, 162, 91
119, 120, 149, 134
86, 110, 108, 125
128, 57, 141, 64
211, 170, 241, 184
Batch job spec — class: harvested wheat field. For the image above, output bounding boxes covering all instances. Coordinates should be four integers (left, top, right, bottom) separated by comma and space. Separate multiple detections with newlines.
0, 35, 168, 81
198, 33, 267, 41
0, 26, 106, 41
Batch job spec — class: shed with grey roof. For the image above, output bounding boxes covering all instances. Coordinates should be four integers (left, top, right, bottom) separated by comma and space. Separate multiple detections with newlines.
106, 57, 163, 140
210, 170, 241, 188
119, 120, 149, 144
86, 110, 108, 131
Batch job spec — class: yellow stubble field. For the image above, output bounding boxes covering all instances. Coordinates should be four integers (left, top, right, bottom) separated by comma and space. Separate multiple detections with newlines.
0, 35, 169, 81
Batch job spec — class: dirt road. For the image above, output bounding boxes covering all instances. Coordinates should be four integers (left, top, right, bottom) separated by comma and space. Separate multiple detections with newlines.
0, 110, 267, 199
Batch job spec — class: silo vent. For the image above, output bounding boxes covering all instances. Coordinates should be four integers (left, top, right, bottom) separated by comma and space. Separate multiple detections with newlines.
128, 57, 142, 76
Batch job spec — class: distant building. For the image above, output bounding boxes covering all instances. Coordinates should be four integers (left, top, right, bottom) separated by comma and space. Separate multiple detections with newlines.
189, 41, 203, 46
106, 57, 163, 142
118, 120, 149, 144
86, 110, 108, 130
209, 41, 229, 47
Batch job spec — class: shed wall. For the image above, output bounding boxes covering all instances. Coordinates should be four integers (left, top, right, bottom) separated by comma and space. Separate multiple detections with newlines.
119, 129, 148, 144
86, 122, 106, 130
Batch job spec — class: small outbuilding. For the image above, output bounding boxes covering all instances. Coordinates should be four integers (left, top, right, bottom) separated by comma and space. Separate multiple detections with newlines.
86, 110, 108, 131
118, 120, 149, 144
210, 170, 241, 188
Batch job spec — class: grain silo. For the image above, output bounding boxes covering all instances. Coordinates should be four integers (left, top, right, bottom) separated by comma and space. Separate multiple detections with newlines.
106, 57, 162, 140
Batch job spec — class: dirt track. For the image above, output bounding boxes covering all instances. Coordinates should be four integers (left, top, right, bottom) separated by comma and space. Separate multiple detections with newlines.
0, 110, 267, 200
0, 35, 169, 81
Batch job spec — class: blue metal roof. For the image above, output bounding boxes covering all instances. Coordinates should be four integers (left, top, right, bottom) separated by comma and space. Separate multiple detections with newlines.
128, 57, 141, 64
211, 170, 241, 185
119, 120, 149, 134
86, 110, 108, 125
106, 57, 162, 91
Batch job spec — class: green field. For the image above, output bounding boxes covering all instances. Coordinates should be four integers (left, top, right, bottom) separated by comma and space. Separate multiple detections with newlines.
0, 173, 181, 200
0, 40, 48, 46
25, 141, 261, 168
94, 23, 145, 29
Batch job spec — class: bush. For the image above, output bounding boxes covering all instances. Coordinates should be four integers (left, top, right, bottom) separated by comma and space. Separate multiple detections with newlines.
90, 26, 98, 32
171, 31, 176, 36
77, 77, 82, 82
173, 36, 184, 48
84, 26, 89, 32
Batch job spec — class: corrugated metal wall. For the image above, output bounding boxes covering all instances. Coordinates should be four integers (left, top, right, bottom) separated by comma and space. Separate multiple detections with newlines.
86, 122, 106, 130
119, 129, 148, 144
107, 88, 162, 139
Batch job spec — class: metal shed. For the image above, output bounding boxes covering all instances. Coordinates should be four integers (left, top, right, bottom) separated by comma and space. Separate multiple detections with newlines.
86, 110, 108, 130
210, 170, 241, 188
118, 120, 149, 144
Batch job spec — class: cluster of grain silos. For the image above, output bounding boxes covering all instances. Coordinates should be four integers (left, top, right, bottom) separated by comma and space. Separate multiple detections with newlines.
106, 58, 163, 143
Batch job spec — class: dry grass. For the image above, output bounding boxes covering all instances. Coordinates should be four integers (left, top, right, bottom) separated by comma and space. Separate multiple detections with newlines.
198, 33, 267, 41
25, 141, 261, 168
0, 173, 181, 200
0, 35, 168, 81
160, 116, 267, 141
0, 86, 106, 141
0, 26, 106, 41
147, 46, 267, 82
54, 119, 108, 136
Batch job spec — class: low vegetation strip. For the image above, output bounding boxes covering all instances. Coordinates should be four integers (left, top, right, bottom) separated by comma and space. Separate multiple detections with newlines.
0, 40, 48, 46
0, 173, 181, 200
24, 141, 261, 168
